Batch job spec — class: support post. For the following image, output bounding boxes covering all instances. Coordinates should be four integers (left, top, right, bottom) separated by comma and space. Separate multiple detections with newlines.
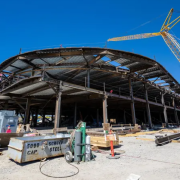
24, 98, 31, 125
102, 95, 108, 123
144, 84, 152, 128
128, 77, 136, 125
172, 98, 179, 125
87, 69, 90, 88
54, 81, 62, 131
161, 92, 168, 127
74, 103, 77, 128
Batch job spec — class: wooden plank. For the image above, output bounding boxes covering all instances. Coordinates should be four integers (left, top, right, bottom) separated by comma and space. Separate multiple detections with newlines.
90, 134, 120, 147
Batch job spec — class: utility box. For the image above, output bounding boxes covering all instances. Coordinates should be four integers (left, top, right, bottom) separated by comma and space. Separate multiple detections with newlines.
0, 111, 18, 133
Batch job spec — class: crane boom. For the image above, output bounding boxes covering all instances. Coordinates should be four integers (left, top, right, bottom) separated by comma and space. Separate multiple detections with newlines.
108, 32, 161, 41
107, 8, 180, 62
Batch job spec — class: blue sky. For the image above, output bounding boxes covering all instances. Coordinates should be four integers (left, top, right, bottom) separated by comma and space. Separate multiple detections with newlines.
0, 0, 180, 82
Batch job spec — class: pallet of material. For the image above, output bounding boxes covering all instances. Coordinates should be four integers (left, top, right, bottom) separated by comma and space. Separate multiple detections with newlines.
90, 135, 120, 147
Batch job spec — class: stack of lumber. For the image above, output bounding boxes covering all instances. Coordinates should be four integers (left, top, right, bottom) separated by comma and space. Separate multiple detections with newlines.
90, 136, 120, 147
86, 131, 120, 147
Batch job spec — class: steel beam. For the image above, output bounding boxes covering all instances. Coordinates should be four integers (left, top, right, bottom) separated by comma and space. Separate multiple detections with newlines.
129, 77, 136, 125
144, 84, 152, 128
155, 133, 180, 145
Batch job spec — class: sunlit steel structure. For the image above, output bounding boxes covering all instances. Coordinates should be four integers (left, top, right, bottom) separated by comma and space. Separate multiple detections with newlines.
0, 47, 180, 128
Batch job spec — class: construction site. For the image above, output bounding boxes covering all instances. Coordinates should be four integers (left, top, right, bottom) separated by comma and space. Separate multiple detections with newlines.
1, 7, 180, 180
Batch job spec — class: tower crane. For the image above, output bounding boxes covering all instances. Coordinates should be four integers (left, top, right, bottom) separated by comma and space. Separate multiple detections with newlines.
108, 9, 180, 62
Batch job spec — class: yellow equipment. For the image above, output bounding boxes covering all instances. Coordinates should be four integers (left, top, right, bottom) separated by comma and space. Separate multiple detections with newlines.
108, 9, 180, 62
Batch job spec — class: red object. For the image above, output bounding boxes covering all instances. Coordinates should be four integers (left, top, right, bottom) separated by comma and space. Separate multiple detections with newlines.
6, 129, 11, 133
24, 134, 36, 137
109, 130, 115, 157
110, 90, 113, 93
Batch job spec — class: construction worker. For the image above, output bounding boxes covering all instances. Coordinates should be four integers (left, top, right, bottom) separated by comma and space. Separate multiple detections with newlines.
6, 125, 12, 133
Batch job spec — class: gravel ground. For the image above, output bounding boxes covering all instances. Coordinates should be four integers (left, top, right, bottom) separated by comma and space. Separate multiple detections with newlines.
1, 133, 180, 180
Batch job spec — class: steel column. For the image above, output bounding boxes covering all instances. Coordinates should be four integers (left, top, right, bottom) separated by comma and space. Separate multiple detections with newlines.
173, 98, 179, 125
74, 103, 77, 128
102, 95, 108, 123
161, 93, 168, 127
144, 84, 152, 128
24, 98, 31, 125
54, 81, 62, 130
128, 77, 136, 125
87, 69, 90, 88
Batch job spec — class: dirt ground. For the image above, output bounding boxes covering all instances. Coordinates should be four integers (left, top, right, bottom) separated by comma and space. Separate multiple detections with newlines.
1, 132, 180, 180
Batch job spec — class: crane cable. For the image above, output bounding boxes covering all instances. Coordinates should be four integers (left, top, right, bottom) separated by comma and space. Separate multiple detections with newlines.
124, 9, 180, 35
126, 13, 166, 34
111, 12, 167, 40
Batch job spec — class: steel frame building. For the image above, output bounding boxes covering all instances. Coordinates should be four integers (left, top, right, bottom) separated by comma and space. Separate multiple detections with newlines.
0, 47, 180, 128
